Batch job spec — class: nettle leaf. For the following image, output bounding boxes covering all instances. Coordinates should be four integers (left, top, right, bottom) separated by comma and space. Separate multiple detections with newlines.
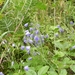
38, 66, 49, 75
59, 69, 67, 75
70, 65, 75, 73
26, 69, 37, 75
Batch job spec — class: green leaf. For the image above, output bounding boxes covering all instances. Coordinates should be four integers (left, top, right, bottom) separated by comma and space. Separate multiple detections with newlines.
38, 66, 49, 75
59, 69, 67, 75
70, 65, 75, 73
13, 73, 19, 75
49, 70, 58, 75
54, 41, 63, 49
54, 50, 65, 57
36, 2, 47, 10
26, 69, 37, 75
48, 67, 58, 75
0, 31, 14, 41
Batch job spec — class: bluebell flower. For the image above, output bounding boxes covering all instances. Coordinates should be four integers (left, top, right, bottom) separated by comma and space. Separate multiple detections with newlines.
30, 34, 34, 38
26, 46, 30, 51
20, 46, 25, 50
57, 25, 61, 28
25, 31, 30, 37
24, 23, 28, 27
28, 57, 32, 60
29, 27, 33, 31
25, 30, 29, 33
70, 21, 74, 25
55, 33, 59, 37
59, 28, 64, 33
0, 72, 4, 75
34, 35, 40, 42
23, 39, 28, 43
35, 30, 39, 34
24, 66, 29, 71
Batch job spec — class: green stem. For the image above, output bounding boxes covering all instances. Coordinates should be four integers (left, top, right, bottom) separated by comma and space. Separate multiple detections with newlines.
0, 0, 9, 14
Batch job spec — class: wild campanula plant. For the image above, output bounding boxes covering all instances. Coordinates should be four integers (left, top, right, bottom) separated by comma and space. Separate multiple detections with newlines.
23, 23, 49, 46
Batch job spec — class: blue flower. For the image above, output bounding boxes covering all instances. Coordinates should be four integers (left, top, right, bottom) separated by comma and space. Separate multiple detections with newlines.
20, 46, 25, 50
26, 46, 30, 51
29, 27, 33, 31
0, 72, 4, 75
30, 34, 34, 38
25, 30, 29, 33
24, 23, 28, 27
25, 31, 30, 37
23, 39, 28, 43
24, 66, 29, 71
55, 33, 59, 37
59, 28, 64, 33
28, 57, 32, 60
34, 35, 40, 42
70, 21, 74, 25
57, 25, 61, 28
35, 30, 39, 34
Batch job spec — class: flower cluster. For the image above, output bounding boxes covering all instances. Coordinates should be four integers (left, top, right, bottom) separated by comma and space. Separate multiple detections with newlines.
23, 23, 49, 46
57, 25, 64, 33
21, 23, 49, 71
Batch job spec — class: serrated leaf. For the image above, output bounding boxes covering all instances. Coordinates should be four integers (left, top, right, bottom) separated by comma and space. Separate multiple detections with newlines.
70, 65, 75, 73
38, 66, 49, 75
59, 69, 67, 75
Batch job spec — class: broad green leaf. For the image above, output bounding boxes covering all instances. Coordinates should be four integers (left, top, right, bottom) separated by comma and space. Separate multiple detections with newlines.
54, 41, 63, 49
48, 67, 58, 75
59, 69, 67, 75
38, 66, 49, 75
49, 70, 58, 75
26, 70, 37, 75
70, 65, 75, 73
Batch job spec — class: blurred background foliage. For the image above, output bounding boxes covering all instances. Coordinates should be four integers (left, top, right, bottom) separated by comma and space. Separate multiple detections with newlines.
1, 0, 75, 75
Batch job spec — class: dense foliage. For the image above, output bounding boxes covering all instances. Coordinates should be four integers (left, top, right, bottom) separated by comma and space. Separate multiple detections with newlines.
0, 0, 75, 75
